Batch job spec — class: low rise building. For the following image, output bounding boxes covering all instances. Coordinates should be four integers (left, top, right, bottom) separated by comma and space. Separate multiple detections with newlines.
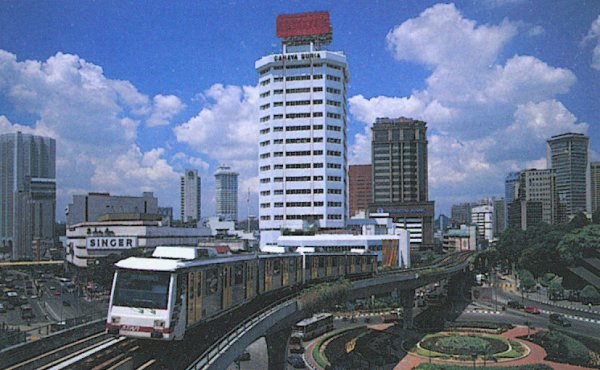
442, 225, 477, 252
66, 213, 212, 268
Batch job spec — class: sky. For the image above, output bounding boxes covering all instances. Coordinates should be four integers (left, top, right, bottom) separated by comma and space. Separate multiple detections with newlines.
0, 0, 599, 221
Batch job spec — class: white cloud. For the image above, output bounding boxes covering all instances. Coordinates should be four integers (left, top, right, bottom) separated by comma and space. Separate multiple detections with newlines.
147, 94, 185, 127
584, 15, 600, 71
0, 50, 180, 219
349, 3, 584, 213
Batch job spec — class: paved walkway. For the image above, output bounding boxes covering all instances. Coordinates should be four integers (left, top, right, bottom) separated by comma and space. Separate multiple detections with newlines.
394, 325, 594, 369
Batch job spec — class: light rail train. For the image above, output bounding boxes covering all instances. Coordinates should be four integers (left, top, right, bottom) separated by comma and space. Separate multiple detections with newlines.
106, 247, 377, 340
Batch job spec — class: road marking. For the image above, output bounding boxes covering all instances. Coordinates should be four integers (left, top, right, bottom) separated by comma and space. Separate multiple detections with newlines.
137, 359, 156, 370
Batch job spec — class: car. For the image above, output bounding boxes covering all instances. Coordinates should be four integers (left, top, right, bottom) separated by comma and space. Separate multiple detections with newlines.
0, 303, 6, 313
235, 351, 250, 361
52, 290, 61, 296
287, 355, 306, 368
62, 300, 71, 306
289, 342, 305, 354
507, 300, 524, 310
48, 286, 57, 291
549, 313, 571, 327
524, 306, 541, 314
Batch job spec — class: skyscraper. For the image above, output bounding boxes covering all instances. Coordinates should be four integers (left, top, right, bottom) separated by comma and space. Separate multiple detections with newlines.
517, 169, 557, 225
547, 133, 589, 219
256, 12, 348, 248
504, 172, 520, 230
214, 165, 238, 222
451, 203, 472, 225
0, 132, 56, 260
180, 169, 201, 223
349, 164, 371, 217
591, 162, 600, 215
369, 117, 434, 250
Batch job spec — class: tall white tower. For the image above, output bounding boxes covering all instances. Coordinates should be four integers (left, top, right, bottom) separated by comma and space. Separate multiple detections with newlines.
180, 169, 201, 223
256, 12, 349, 249
214, 165, 239, 222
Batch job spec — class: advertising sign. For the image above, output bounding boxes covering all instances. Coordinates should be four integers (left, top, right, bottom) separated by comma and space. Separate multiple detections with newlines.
86, 237, 137, 250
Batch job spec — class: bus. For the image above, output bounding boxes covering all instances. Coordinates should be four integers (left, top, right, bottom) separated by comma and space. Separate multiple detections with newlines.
20, 304, 34, 319
292, 313, 334, 341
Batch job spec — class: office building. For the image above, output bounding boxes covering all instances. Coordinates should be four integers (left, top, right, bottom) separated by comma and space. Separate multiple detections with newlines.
369, 117, 434, 250
471, 204, 494, 242
0, 132, 56, 260
256, 12, 348, 248
591, 162, 600, 215
516, 169, 557, 225
493, 198, 505, 235
66, 192, 158, 225
504, 172, 520, 230
214, 165, 239, 222
349, 164, 372, 217
508, 199, 543, 230
451, 203, 472, 225
181, 169, 201, 223
547, 133, 589, 219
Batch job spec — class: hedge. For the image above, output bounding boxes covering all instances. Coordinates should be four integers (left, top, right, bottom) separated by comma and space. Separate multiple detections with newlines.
525, 330, 594, 367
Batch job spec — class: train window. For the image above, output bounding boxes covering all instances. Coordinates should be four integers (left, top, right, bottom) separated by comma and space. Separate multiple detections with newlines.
197, 273, 202, 296
332, 257, 338, 267
318, 257, 324, 268
289, 259, 295, 270
206, 269, 218, 295
273, 260, 281, 275
234, 265, 243, 285
113, 270, 170, 309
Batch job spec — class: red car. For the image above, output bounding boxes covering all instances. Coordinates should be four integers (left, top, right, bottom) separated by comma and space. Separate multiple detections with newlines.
524, 306, 540, 314
52, 290, 61, 296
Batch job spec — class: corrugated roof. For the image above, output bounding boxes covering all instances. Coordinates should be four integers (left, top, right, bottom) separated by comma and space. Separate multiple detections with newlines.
568, 266, 600, 289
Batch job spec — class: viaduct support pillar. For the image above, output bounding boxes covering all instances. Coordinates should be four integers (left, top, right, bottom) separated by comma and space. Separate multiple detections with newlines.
401, 288, 415, 330
265, 326, 292, 370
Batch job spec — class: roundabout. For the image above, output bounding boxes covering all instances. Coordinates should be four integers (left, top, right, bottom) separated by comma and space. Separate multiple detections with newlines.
412, 331, 529, 363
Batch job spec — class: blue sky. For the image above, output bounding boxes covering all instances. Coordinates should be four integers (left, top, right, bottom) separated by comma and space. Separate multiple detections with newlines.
0, 0, 599, 221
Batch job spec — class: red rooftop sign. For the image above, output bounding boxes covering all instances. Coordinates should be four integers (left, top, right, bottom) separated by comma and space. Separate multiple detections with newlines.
276, 12, 331, 39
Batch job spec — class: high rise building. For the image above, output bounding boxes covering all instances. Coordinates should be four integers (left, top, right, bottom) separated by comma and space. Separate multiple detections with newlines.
369, 117, 434, 250
591, 162, 600, 215
547, 133, 589, 219
516, 169, 557, 225
256, 12, 348, 248
471, 204, 494, 242
0, 132, 56, 260
451, 203, 472, 225
349, 164, 371, 217
504, 172, 520, 230
180, 169, 201, 223
493, 198, 505, 235
214, 165, 239, 222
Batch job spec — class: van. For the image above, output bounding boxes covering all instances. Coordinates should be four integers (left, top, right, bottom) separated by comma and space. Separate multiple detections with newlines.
549, 313, 571, 327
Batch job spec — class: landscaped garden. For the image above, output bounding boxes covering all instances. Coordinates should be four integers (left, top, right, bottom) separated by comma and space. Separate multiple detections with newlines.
412, 332, 528, 362
523, 329, 600, 368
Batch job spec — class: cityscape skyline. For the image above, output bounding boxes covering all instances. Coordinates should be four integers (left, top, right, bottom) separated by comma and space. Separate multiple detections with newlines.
0, 1, 598, 220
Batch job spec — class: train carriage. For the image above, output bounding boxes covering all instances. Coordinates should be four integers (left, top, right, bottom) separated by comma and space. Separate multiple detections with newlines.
257, 254, 302, 294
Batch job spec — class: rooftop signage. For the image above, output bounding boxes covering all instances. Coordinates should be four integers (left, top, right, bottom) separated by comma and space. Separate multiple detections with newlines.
276, 12, 331, 39
86, 236, 137, 250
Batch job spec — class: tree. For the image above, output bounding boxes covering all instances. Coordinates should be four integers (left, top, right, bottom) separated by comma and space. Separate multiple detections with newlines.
496, 227, 526, 266
557, 225, 600, 265
567, 212, 590, 230
520, 269, 536, 291
548, 281, 564, 301
580, 285, 600, 305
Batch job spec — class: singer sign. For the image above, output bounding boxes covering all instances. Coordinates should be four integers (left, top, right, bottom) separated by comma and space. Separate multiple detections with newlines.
86, 237, 137, 250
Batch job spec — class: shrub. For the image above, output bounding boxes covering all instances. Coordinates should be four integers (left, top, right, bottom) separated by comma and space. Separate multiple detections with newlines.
416, 364, 552, 370
527, 330, 592, 367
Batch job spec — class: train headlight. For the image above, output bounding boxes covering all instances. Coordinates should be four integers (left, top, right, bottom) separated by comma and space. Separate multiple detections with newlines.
111, 316, 121, 325
153, 320, 165, 329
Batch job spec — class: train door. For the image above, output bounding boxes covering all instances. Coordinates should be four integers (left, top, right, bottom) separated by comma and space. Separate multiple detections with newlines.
311, 257, 318, 279
221, 266, 233, 309
349, 256, 355, 274
245, 261, 255, 299
265, 260, 273, 292
297, 258, 303, 283
194, 271, 203, 321
187, 271, 197, 326
339, 256, 345, 275
282, 259, 289, 286
361, 256, 367, 273
326, 256, 332, 276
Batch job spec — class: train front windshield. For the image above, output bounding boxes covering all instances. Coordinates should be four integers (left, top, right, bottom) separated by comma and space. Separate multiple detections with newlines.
113, 270, 171, 309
